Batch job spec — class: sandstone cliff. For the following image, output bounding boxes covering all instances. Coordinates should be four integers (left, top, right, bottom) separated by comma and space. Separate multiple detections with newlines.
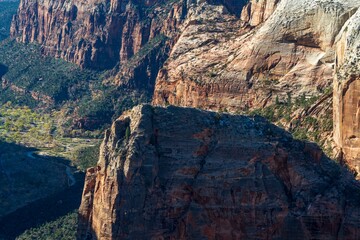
12, 0, 162, 69
13, 0, 352, 112
10, 0, 186, 91
11, 0, 360, 117
78, 105, 360, 239
333, 8, 360, 175
153, 0, 360, 112
241, 0, 279, 27
10, 0, 249, 91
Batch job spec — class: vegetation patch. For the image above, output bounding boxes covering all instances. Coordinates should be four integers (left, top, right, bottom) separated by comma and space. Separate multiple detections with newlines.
70, 143, 101, 171
0, 40, 100, 104
16, 211, 78, 240
246, 91, 334, 157
0, 2, 18, 41
0, 40, 150, 131
0, 102, 55, 145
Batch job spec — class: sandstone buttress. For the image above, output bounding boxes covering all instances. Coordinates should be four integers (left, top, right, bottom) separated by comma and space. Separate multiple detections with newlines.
78, 105, 360, 239
333, 8, 360, 175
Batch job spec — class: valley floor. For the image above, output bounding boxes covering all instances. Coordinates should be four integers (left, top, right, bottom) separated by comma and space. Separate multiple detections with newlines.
0, 104, 101, 239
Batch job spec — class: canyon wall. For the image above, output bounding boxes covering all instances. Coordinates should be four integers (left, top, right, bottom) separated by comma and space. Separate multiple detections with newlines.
11, 0, 360, 121
10, 0, 250, 91
153, 0, 360, 112
13, 0, 352, 112
241, 0, 279, 26
78, 104, 360, 239
11, 0, 174, 69
10, 0, 189, 90
333, 8, 360, 174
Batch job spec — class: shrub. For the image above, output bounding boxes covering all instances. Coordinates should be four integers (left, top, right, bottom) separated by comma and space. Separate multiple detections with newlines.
71, 143, 101, 171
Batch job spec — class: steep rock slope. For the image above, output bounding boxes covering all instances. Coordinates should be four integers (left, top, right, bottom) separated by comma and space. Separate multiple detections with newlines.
153, 0, 360, 112
11, 0, 164, 69
78, 105, 360, 239
241, 0, 279, 26
10, 0, 248, 91
333, 8, 360, 175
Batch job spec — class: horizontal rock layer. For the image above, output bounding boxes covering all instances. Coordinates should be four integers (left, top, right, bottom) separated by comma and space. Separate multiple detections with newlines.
153, 0, 360, 111
78, 105, 360, 239
10, 0, 251, 92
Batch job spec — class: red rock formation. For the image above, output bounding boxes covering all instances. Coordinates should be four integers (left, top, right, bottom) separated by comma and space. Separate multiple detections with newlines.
10, 0, 184, 70
333, 8, 360, 175
241, 0, 279, 26
153, 0, 359, 112
11, 0, 251, 92
78, 105, 360, 239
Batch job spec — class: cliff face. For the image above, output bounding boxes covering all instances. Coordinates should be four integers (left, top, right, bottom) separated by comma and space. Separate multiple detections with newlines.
10, 0, 181, 70
10, 0, 250, 91
11, 0, 360, 121
78, 105, 360, 239
241, 0, 279, 26
13, 0, 354, 112
333, 8, 360, 175
153, 0, 360, 112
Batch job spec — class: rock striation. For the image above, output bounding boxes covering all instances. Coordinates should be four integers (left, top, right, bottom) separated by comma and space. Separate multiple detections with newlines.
11, 0, 360, 118
241, 0, 279, 27
153, 0, 360, 112
333, 8, 360, 175
78, 105, 360, 239
10, 0, 248, 90
11, 0, 180, 70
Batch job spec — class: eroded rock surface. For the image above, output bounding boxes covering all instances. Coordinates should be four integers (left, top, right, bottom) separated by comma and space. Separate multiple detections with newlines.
241, 0, 279, 26
78, 105, 360, 239
10, 0, 248, 91
153, 0, 360, 112
11, 0, 360, 119
333, 8, 360, 175
11, 0, 181, 71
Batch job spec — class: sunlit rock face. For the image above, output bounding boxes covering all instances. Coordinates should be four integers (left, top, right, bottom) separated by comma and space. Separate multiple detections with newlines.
10, 0, 249, 91
78, 105, 360, 240
241, 0, 279, 26
333, 8, 360, 175
11, 0, 168, 70
11, 0, 360, 121
153, 0, 360, 112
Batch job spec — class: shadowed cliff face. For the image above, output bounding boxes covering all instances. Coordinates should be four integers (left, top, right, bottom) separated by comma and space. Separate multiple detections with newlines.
333, 8, 360, 176
209, 0, 248, 16
78, 105, 360, 240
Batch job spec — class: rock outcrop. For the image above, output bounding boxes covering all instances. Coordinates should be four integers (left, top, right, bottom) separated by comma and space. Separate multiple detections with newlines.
10, 0, 180, 70
10, 0, 248, 91
333, 8, 360, 175
241, 0, 279, 26
11, 0, 360, 129
153, 0, 360, 112
78, 105, 360, 239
